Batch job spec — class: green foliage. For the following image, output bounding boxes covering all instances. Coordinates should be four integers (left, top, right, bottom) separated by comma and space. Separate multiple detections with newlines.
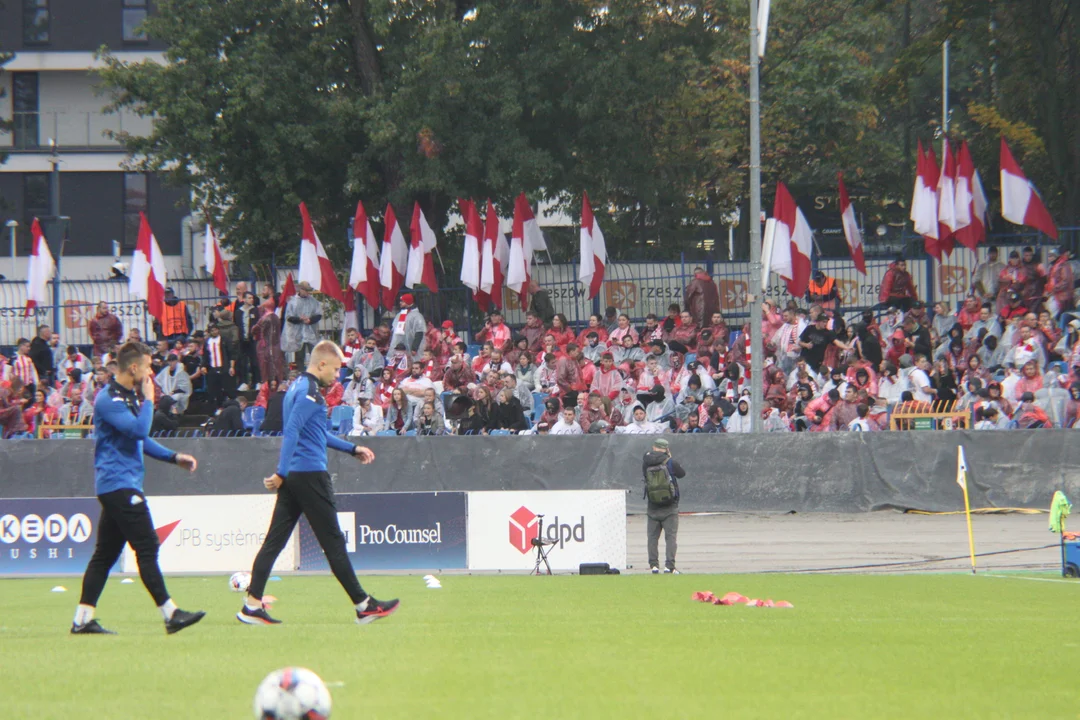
97, 0, 1079, 268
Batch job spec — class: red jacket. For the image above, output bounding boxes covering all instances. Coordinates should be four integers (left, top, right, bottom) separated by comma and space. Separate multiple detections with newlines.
879, 263, 917, 302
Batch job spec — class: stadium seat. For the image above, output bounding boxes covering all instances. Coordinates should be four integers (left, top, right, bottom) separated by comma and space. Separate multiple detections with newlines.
466, 343, 482, 358
330, 406, 354, 433
376, 430, 398, 437
685, 353, 696, 365
489, 429, 511, 436
242, 406, 266, 432
532, 392, 544, 410
1048, 361, 1068, 377
728, 330, 743, 350
404, 429, 417, 436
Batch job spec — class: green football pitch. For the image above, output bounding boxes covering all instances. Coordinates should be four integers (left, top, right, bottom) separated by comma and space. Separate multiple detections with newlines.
1, 572, 1077, 719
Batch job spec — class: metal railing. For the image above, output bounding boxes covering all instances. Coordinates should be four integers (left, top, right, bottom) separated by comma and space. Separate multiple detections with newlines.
8, 110, 155, 150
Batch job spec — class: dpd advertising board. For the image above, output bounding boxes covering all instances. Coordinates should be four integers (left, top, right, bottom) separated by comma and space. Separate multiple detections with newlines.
466, 490, 627, 571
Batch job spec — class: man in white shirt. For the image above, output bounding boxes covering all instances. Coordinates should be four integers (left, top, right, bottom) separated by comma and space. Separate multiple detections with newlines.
549, 407, 584, 435
399, 361, 435, 398
480, 349, 513, 376
848, 404, 872, 431
908, 355, 936, 404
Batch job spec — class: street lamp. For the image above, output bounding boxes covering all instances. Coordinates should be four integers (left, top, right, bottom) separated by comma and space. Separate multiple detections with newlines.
5, 219, 17, 277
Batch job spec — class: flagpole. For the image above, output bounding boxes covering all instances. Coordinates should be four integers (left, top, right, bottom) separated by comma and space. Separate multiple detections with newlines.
942, 39, 949, 156
748, 0, 764, 433
958, 445, 976, 574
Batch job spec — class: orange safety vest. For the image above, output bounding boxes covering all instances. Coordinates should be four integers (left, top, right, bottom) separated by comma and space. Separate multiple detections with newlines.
808, 277, 836, 298
161, 301, 189, 336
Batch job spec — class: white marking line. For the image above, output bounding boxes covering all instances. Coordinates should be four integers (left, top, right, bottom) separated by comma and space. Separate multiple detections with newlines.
981, 574, 1079, 585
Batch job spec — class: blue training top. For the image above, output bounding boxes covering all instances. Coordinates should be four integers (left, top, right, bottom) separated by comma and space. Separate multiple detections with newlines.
94, 379, 177, 495
276, 373, 357, 477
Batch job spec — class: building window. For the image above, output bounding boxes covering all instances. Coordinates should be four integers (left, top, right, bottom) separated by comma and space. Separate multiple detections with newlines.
23, 0, 50, 44
12, 73, 39, 150
122, 0, 149, 42
123, 173, 149, 249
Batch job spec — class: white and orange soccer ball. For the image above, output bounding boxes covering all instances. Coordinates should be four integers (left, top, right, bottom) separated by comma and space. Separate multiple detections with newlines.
253, 667, 332, 720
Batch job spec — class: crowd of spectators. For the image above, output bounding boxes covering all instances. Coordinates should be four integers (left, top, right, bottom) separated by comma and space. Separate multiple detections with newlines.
1, 248, 1076, 439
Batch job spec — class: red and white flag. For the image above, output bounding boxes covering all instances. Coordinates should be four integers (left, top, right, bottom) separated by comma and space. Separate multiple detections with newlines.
406, 202, 439, 293
379, 204, 408, 308
935, 140, 957, 256
349, 200, 381, 308
458, 199, 488, 310
278, 272, 296, 315
507, 193, 546, 302
910, 140, 939, 254
298, 202, 344, 301
769, 182, 813, 297
837, 173, 866, 275
25, 218, 55, 317
480, 200, 505, 309
203, 224, 229, 295
579, 192, 607, 300
1000, 137, 1058, 239
954, 141, 987, 250
129, 211, 167, 322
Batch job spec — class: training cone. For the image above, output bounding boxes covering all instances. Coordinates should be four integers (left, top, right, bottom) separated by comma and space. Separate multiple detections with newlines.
51, 586, 67, 593
120, 578, 135, 584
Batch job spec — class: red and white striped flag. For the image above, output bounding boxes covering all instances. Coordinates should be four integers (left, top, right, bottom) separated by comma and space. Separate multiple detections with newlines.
770, 182, 812, 297
298, 202, 344, 301
203, 224, 228, 294
579, 192, 606, 300
379, 204, 408, 308
406, 202, 439, 293
349, 200, 381, 308
480, 200, 505, 309
129, 212, 167, 322
910, 140, 939, 258
25, 217, 55, 318
936, 140, 957, 256
507, 193, 545, 302
954, 141, 987, 250
458, 199, 488, 310
1000, 137, 1058, 239
837, 173, 866, 275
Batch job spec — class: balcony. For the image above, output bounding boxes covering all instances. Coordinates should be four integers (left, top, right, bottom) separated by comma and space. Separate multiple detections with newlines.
7, 110, 155, 151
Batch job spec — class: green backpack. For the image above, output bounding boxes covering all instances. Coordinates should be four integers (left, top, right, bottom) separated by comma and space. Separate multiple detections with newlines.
645, 462, 675, 506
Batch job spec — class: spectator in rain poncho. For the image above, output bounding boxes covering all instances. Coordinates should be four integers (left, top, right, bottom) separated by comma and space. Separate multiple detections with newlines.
615, 405, 665, 434
726, 397, 754, 433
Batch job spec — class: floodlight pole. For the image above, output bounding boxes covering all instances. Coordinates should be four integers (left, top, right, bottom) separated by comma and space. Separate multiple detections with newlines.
749, 0, 764, 432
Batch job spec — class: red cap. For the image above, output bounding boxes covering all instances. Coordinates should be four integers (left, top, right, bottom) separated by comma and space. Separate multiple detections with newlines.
441, 320, 454, 329
401, 293, 415, 306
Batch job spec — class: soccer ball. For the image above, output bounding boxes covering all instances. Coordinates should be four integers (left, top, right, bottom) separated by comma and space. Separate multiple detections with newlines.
253, 667, 332, 720
230, 571, 252, 593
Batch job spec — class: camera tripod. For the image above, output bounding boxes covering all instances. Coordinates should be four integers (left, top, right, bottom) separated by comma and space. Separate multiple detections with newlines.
530, 514, 558, 575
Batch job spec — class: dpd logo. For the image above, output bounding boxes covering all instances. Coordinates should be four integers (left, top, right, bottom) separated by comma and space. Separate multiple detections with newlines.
508, 506, 539, 554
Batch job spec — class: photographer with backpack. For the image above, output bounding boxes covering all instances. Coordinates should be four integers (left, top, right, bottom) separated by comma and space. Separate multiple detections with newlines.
642, 438, 686, 574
